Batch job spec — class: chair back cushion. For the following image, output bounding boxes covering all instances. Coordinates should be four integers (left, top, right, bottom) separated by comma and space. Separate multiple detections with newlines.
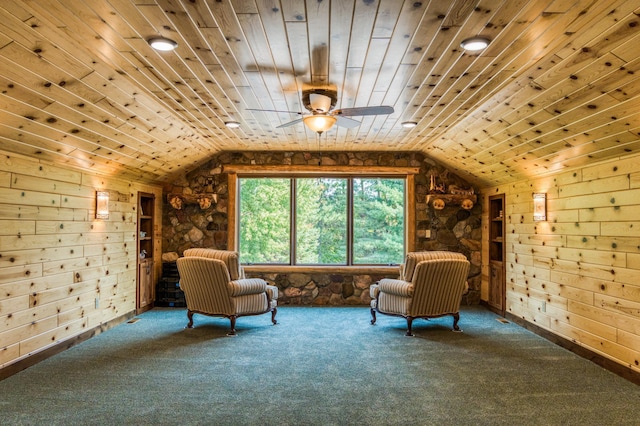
183, 248, 244, 280
176, 257, 234, 315
402, 251, 467, 282
410, 258, 470, 317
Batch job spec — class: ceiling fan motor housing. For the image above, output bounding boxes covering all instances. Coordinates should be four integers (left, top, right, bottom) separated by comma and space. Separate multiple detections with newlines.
302, 88, 337, 113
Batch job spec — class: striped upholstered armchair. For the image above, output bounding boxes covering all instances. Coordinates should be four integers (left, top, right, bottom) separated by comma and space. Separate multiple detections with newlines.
176, 249, 278, 335
369, 251, 470, 336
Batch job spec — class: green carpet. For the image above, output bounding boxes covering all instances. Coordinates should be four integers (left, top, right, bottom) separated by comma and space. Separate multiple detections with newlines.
1, 306, 638, 425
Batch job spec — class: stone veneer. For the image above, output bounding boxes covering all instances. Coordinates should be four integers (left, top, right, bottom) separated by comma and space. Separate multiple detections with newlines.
163, 151, 482, 305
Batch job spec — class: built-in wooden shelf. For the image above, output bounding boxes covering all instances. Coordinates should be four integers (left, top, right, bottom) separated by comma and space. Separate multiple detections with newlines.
166, 193, 217, 209
137, 192, 155, 314
488, 194, 506, 316
426, 193, 477, 207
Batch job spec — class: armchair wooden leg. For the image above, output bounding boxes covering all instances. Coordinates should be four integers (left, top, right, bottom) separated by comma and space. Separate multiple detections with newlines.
370, 308, 377, 325
452, 312, 462, 332
406, 317, 414, 337
271, 307, 278, 325
186, 310, 195, 328
227, 315, 237, 336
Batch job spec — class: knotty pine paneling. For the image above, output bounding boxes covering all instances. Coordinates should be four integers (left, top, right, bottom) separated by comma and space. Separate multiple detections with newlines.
0, 149, 161, 369
0, 0, 638, 188
481, 152, 640, 373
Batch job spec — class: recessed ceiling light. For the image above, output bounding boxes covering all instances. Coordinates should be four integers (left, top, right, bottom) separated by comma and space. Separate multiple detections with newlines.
460, 37, 490, 51
225, 121, 240, 129
401, 121, 418, 128
148, 37, 178, 51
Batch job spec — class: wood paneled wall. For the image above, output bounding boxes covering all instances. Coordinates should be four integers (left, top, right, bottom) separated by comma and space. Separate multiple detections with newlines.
0, 149, 161, 369
482, 153, 640, 373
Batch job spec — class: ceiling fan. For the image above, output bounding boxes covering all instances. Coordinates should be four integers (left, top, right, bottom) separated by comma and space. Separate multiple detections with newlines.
249, 83, 394, 134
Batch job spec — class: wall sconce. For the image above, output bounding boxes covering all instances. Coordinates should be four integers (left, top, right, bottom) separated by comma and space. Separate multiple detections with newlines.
533, 193, 546, 221
96, 191, 109, 219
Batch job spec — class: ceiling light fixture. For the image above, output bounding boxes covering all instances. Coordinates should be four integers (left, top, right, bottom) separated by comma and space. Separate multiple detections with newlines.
303, 115, 337, 134
225, 121, 240, 129
460, 37, 490, 51
148, 37, 178, 51
401, 121, 418, 128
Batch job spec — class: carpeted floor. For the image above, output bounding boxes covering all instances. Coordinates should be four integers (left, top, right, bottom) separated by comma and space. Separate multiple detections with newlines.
1, 305, 639, 425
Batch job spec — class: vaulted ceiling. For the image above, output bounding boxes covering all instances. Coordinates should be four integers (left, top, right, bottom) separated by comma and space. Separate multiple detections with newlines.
0, 0, 639, 187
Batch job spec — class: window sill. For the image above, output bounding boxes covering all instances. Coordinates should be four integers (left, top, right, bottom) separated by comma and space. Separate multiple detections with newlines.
242, 265, 400, 274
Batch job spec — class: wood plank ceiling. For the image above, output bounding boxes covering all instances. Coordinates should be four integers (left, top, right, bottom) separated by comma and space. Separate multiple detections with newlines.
0, 0, 638, 187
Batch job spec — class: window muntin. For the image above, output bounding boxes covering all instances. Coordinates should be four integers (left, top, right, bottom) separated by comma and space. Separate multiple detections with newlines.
238, 176, 405, 265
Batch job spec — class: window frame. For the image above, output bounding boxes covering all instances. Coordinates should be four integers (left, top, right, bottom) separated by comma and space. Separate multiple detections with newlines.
226, 165, 418, 270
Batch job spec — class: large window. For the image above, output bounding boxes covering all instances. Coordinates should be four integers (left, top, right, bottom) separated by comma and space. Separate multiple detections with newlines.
238, 176, 405, 265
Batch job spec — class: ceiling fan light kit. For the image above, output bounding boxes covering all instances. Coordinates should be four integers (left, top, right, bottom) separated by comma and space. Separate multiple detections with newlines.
308, 93, 334, 113
303, 115, 337, 134
460, 37, 490, 51
252, 83, 394, 133
148, 37, 178, 51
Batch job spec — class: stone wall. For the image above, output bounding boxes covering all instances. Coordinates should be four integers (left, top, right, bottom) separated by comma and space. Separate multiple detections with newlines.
247, 270, 395, 306
163, 151, 482, 305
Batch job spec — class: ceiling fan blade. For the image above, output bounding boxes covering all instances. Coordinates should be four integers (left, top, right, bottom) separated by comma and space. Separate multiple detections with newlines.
335, 115, 360, 128
276, 118, 304, 128
333, 105, 394, 116
246, 108, 303, 115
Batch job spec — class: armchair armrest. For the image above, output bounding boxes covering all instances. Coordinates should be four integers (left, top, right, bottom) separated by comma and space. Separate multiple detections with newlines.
378, 278, 413, 297
265, 285, 278, 300
228, 278, 267, 296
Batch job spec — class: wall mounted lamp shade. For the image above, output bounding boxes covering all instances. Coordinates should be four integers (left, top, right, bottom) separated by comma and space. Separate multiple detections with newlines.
460, 37, 490, 51
96, 191, 109, 219
224, 121, 240, 129
303, 115, 337, 134
148, 37, 178, 51
401, 121, 418, 128
533, 193, 547, 221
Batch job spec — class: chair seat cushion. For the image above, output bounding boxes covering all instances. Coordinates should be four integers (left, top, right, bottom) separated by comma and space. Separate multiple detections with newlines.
378, 292, 411, 316
232, 293, 268, 315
